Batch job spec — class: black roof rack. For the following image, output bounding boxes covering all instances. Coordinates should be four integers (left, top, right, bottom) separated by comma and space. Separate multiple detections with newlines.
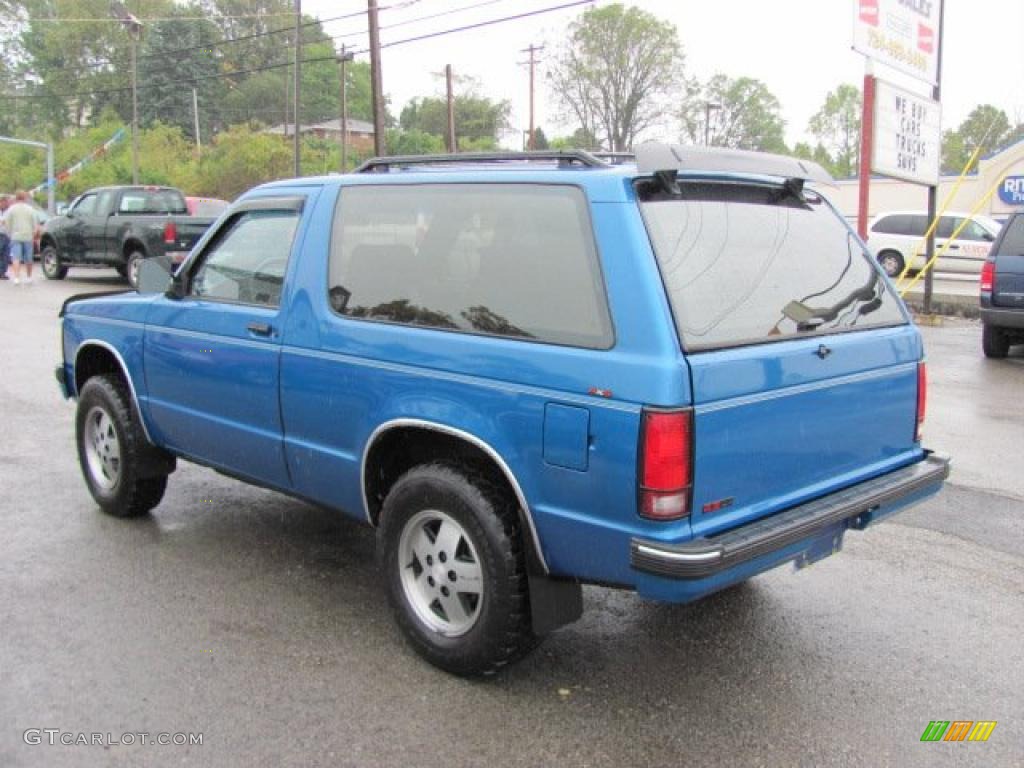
354, 150, 607, 173
590, 151, 635, 165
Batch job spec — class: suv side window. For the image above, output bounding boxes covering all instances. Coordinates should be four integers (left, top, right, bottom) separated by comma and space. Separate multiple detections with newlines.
996, 216, 1024, 255
189, 210, 299, 307
327, 184, 613, 349
954, 217, 991, 242
936, 216, 957, 239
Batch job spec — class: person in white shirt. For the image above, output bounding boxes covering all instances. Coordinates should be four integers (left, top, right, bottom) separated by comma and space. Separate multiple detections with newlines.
3, 191, 40, 285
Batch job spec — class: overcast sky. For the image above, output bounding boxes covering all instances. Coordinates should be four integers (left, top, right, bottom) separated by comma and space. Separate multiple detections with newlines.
307, 0, 1024, 147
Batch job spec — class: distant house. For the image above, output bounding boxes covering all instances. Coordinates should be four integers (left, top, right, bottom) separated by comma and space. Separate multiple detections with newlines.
264, 118, 376, 153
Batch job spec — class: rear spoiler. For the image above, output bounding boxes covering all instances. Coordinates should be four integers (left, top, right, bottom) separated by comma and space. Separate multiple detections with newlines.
636, 143, 835, 188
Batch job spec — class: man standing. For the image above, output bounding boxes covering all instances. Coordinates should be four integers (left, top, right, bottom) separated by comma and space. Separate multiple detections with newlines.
4, 191, 39, 285
0, 196, 10, 280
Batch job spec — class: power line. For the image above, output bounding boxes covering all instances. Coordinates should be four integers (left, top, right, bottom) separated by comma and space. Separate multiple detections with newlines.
18, 9, 373, 78
4, 0, 594, 103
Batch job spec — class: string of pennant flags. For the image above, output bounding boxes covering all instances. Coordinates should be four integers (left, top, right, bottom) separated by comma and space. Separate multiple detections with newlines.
29, 128, 126, 195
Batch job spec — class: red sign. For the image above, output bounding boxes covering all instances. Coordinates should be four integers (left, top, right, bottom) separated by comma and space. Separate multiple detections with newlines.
917, 23, 934, 53
859, 0, 880, 26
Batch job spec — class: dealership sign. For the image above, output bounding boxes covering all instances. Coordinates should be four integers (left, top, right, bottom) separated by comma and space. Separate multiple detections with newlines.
872, 79, 940, 186
854, 0, 942, 85
998, 176, 1024, 206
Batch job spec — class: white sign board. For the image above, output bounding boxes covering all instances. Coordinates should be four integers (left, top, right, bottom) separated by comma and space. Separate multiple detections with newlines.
872, 79, 941, 186
853, 0, 942, 86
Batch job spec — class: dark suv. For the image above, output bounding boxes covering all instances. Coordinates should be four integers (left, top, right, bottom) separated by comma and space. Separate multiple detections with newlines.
980, 213, 1024, 357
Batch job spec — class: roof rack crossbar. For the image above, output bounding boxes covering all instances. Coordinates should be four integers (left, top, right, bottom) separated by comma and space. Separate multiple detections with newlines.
354, 150, 607, 173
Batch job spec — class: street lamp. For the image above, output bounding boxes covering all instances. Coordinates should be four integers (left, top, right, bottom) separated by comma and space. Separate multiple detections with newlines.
704, 101, 721, 147
110, 1, 143, 184
337, 45, 354, 172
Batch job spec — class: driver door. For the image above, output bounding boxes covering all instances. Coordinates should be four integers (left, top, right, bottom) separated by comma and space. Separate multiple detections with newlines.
142, 196, 307, 489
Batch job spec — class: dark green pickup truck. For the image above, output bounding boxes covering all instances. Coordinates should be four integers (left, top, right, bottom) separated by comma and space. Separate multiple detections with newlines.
40, 185, 217, 287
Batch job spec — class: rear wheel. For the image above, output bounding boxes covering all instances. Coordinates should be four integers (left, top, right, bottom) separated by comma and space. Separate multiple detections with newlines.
877, 250, 904, 278
378, 463, 536, 676
75, 375, 168, 517
125, 250, 146, 289
41, 245, 68, 280
982, 324, 1010, 358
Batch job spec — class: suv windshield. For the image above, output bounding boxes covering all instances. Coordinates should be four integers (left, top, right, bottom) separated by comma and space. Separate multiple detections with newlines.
639, 179, 906, 351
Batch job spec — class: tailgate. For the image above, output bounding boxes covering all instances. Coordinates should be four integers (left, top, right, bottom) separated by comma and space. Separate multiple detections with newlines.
171, 216, 215, 250
638, 175, 921, 538
686, 326, 922, 537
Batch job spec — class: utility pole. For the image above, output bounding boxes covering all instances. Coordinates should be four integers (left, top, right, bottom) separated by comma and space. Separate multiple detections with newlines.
293, 0, 302, 176
192, 88, 201, 158
111, 2, 143, 184
367, 0, 386, 156
445, 64, 456, 153
337, 45, 354, 171
519, 44, 543, 150
923, 1, 946, 315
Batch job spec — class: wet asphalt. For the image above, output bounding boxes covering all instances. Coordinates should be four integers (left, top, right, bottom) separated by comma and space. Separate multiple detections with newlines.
1, 271, 1021, 767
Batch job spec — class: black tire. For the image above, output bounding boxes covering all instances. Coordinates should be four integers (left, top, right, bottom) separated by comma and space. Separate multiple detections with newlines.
125, 250, 146, 289
378, 462, 536, 676
75, 375, 168, 517
41, 244, 68, 280
982, 324, 1010, 359
877, 250, 905, 278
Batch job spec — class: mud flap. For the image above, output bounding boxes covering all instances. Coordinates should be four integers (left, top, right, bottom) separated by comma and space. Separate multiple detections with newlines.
528, 574, 583, 635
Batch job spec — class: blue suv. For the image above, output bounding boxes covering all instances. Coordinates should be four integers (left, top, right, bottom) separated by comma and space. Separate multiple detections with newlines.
57, 145, 949, 676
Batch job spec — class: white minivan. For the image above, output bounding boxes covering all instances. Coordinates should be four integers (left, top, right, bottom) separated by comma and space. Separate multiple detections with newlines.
867, 211, 1002, 277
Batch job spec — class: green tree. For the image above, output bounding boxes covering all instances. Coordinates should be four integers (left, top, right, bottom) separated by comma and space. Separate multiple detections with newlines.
531, 126, 550, 150
547, 4, 686, 151
681, 75, 785, 153
400, 85, 510, 145
6, 0, 178, 134
808, 84, 862, 178
385, 128, 445, 156
941, 104, 1014, 173
139, 13, 224, 141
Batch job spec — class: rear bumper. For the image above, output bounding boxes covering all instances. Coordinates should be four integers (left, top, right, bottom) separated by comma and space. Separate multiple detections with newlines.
630, 452, 950, 582
980, 307, 1024, 329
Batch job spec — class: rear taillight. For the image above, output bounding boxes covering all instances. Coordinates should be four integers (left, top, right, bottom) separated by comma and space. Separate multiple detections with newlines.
980, 260, 995, 293
915, 362, 927, 442
163, 220, 177, 245
639, 409, 693, 520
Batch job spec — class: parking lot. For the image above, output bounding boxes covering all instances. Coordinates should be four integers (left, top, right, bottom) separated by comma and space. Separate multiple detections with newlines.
1, 271, 1021, 767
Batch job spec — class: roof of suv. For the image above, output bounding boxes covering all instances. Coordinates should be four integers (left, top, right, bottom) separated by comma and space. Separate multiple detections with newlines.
255, 144, 836, 206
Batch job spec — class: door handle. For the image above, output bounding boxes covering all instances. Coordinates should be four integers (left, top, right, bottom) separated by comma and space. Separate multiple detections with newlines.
247, 322, 273, 336
947, 244, 959, 249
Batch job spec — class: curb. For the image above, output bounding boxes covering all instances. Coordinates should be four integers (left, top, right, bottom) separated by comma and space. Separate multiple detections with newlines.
903, 294, 979, 320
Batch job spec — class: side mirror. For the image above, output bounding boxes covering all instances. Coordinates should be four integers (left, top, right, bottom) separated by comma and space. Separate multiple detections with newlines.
983, 231, 996, 243
136, 257, 174, 294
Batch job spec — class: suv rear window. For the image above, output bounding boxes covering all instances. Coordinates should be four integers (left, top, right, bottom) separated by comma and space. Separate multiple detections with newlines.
327, 184, 613, 348
640, 180, 906, 351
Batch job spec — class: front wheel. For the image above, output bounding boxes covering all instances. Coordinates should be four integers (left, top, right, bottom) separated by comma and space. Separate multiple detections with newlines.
41, 245, 68, 280
76, 375, 168, 517
378, 463, 536, 676
982, 324, 1010, 358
